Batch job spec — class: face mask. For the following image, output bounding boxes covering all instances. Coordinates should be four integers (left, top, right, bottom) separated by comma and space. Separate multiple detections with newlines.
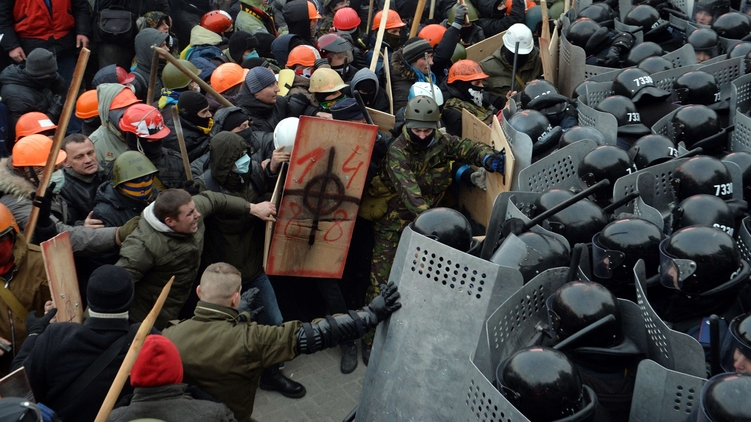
233, 153, 251, 174
136, 138, 163, 158
331, 62, 349, 77
244, 50, 260, 60
235, 128, 254, 140
408, 128, 435, 149
384, 32, 401, 49
294, 67, 313, 78
468, 87, 484, 107
50, 169, 65, 193
0, 234, 14, 275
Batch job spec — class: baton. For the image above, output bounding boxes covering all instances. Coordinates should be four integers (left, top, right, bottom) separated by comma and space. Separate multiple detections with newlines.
709, 314, 722, 376
510, 41, 520, 94
425, 52, 436, 102
353, 91, 375, 125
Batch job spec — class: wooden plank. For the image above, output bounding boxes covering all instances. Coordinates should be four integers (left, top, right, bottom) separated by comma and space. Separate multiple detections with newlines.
366, 107, 395, 133
41, 232, 83, 324
263, 163, 287, 270
266, 117, 378, 278
457, 111, 514, 230
466, 31, 505, 63
550, 21, 560, 87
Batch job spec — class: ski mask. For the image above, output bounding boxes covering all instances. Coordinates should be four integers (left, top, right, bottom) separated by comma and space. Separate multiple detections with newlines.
126, 132, 162, 158
384, 31, 401, 49
406, 127, 436, 149
354, 79, 377, 105
504, 47, 529, 68
178, 91, 213, 132
454, 81, 485, 107
232, 153, 251, 174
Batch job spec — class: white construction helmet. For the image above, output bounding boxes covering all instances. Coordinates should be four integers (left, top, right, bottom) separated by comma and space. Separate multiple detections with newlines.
503, 23, 534, 54
274, 117, 299, 151
408, 82, 444, 106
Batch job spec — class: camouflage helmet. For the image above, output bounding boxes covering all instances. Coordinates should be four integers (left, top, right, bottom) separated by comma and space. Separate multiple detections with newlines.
112, 151, 158, 187
449, 0, 480, 22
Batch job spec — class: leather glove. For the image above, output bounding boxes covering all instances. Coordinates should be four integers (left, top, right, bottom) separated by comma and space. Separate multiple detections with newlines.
237, 287, 265, 320
471, 168, 487, 191
483, 151, 505, 173
611, 32, 634, 51
599, 46, 621, 67
31, 182, 56, 228
183, 180, 200, 195
48, 95, 64, 119
26, 308, 57, 335
118, 216, 141, 243
453, 3, 469, 25
367, 281, 401, 322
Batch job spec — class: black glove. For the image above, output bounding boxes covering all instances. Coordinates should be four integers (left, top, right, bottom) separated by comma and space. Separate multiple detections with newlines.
453, 3, 468, 25
26, 308, 57, 336
611, 32, 634, 51
599, 46, 621, 67
182, 180, 200, 195
367, 281, 401, 322
237, 287, 264, 321
31, 182, 56, 228
483, 151, 505, 173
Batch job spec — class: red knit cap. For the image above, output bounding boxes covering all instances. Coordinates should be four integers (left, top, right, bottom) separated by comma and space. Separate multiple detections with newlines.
130, 335, 184, 387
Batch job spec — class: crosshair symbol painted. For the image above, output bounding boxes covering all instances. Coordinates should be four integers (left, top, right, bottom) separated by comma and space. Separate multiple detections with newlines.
303, 172, 345, 215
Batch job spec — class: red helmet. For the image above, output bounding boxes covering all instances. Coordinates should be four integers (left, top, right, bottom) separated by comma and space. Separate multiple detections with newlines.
200, 10, 233, 34
333, 7, 361, 31
119, 104, 170, 140
115, 66, 136, 85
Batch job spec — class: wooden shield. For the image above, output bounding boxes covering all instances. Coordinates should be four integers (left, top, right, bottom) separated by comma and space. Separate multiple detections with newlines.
466, 31, 505, 63
366, 107, 396, 133
41, 232, 83, 323
457, 111, 514, 231
266, 117, 378, 278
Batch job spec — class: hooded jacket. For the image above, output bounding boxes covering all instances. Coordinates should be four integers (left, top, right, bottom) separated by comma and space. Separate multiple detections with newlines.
90, 83, 132, 175
132, 29, 170, 103
479, 45, 543, 98
236, 84, 317, 133
116, 191, 251, 329
182, 25, 228, 72
107, 384, 237, 422
347, 68, 390, 113
0, 64, 66, 134
271, 34, 302, 68
283, 0, 314, 46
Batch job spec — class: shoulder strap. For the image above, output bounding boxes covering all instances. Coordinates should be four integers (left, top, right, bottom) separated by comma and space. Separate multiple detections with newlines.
55, 328, 136, 405
0, 281, 29, 320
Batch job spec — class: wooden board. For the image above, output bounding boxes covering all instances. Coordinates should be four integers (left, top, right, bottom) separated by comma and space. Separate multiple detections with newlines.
0, 367, 34, 402
41, 232, 83, 323
367, 107, 395, 133
457, 111, 514, 230
550, 21, 560, 87
466, 31, 506, 63
266, 117, 378, 278
540, 37, 555, 84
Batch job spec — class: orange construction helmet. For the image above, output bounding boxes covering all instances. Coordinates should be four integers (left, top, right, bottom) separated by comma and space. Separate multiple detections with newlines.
418, 24, 447, 47
211, 63, 249, 93
200, 10, 233, 34
15, 112, 57, 141
504, 0, 537, 14
308, 1, 322, 19
333, 7, 361, 31
372, 9, 406, 31
12, 134, 67, 167
75, 90, 99, 119
0, 203, 19, 237
110, 88, 142, 110
287, 45, 320, 68
448, 59, 489, 83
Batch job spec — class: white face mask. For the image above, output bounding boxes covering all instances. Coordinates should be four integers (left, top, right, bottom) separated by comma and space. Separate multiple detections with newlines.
469, 87, 484, 107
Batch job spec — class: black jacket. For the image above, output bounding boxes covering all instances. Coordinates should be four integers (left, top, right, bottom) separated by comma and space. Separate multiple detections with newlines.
150, 148, 188, 189
0, 65, 66, 135
59, 168, 107, 225
236, 89, 316, 133
161, 105, 211, 162
92, 182, 153, 228
475, 0, 526, 37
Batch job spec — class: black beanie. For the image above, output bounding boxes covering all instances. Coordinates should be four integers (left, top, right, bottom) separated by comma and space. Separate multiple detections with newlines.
255, 33, 277, 59
87, 265, 134, 314
228, 31, 259, 63
178, 91, 210, 116
223, 109, 249, 130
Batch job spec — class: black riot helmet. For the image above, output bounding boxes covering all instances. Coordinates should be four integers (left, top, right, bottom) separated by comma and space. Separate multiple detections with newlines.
624, 42, 664, 67
659, 226, 743, 295
712, 12, 751, 40
669, 105, 722, 150
720, 313, 751, 373
638, 56, 673, 73
534, 189, 609, 245
578, 3, 616, 26
693, 0, 730, 24
490, 231, 570, 284
595, 95, 650, 137
688, 28, 720, 60
496, 347, 595, 422
727, 41, 751, 59
671, 155, 734, 201
672, 71, 721, 107
699, 373, 751, 421
612, 68, 670, 103
625, 5, 668, 39
508, 110, 561, 157
559, 126, 607, 149
672, 194, 736, 235
722, 151, 751, 203
593, 218, 665, 280
411, 207, 473, 252
520, 79, 565, 109
547, 280, 623, 348
578, 146, 636, 199
566, 18, 609, 55
628, 134, 678, 169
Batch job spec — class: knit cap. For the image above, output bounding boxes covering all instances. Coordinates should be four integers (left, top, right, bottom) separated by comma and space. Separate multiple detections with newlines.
331, 98, 364, 121
246, 67, 277, 94
25, 48, 58, 77
402, 37, 433, 64
229, 31, 259, 63
130, 335, 184, 387
223, 109, 249, 130
87, 265, 134, 314
177, 91, 210, 116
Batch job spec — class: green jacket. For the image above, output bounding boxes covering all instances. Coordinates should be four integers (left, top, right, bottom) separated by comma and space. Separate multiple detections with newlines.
162, 301, 302, 421
116, 192, 250, 329
479, 46, 544, 98
90, 83, 130, 174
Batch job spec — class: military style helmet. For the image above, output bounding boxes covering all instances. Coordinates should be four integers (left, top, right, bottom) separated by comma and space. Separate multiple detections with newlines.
578, 146, 636, 198
451, 44, 467, 63
720, 313, 751, 373
722, 151, 751, 204
405, 96, 441, 129
628, 134, 678, 170
671, 155, 734, 201
411, 208, 474, 252
546, 280, 623, 348
595, 95, 650, 137
672, 194, 736, 235
711, 12, 751, 40
559, 126, 608, 149
161, 60, 201, 90
534, 189, 609, 245
593, 218, 665, 281
672, 71, 721, 107
687, 28, 720, 58
659, 226, 744, 295
449, 0, 480, 22
669, 105, 721, 149
612, 68, 670, 103
490, 231, 570, 284
624, 42, 664, 67
496, 347, 596, 421
638, 56, 673, 73
112, 151, 158, 187
699, 373, 751, 421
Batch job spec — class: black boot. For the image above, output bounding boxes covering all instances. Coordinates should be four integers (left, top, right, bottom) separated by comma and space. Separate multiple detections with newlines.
361, 339, 371, 366
259, 364, 306, 398
340, 341, 358, 374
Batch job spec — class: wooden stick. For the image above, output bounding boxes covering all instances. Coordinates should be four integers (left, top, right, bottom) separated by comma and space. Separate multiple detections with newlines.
146, 49, 160, 105
366, 0, 375, 35
369, 0, 392, 72
152, 46, 233, 108
25, 48, 90, 238
94, 277, 175, 422
539, 1, 554, 83
171, 107, 193, 181
459, 0, 470, 25
540, 0, 550, 42
429, 0, 437, 19
383, 48, 394, 114
410, 0, 427, 38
